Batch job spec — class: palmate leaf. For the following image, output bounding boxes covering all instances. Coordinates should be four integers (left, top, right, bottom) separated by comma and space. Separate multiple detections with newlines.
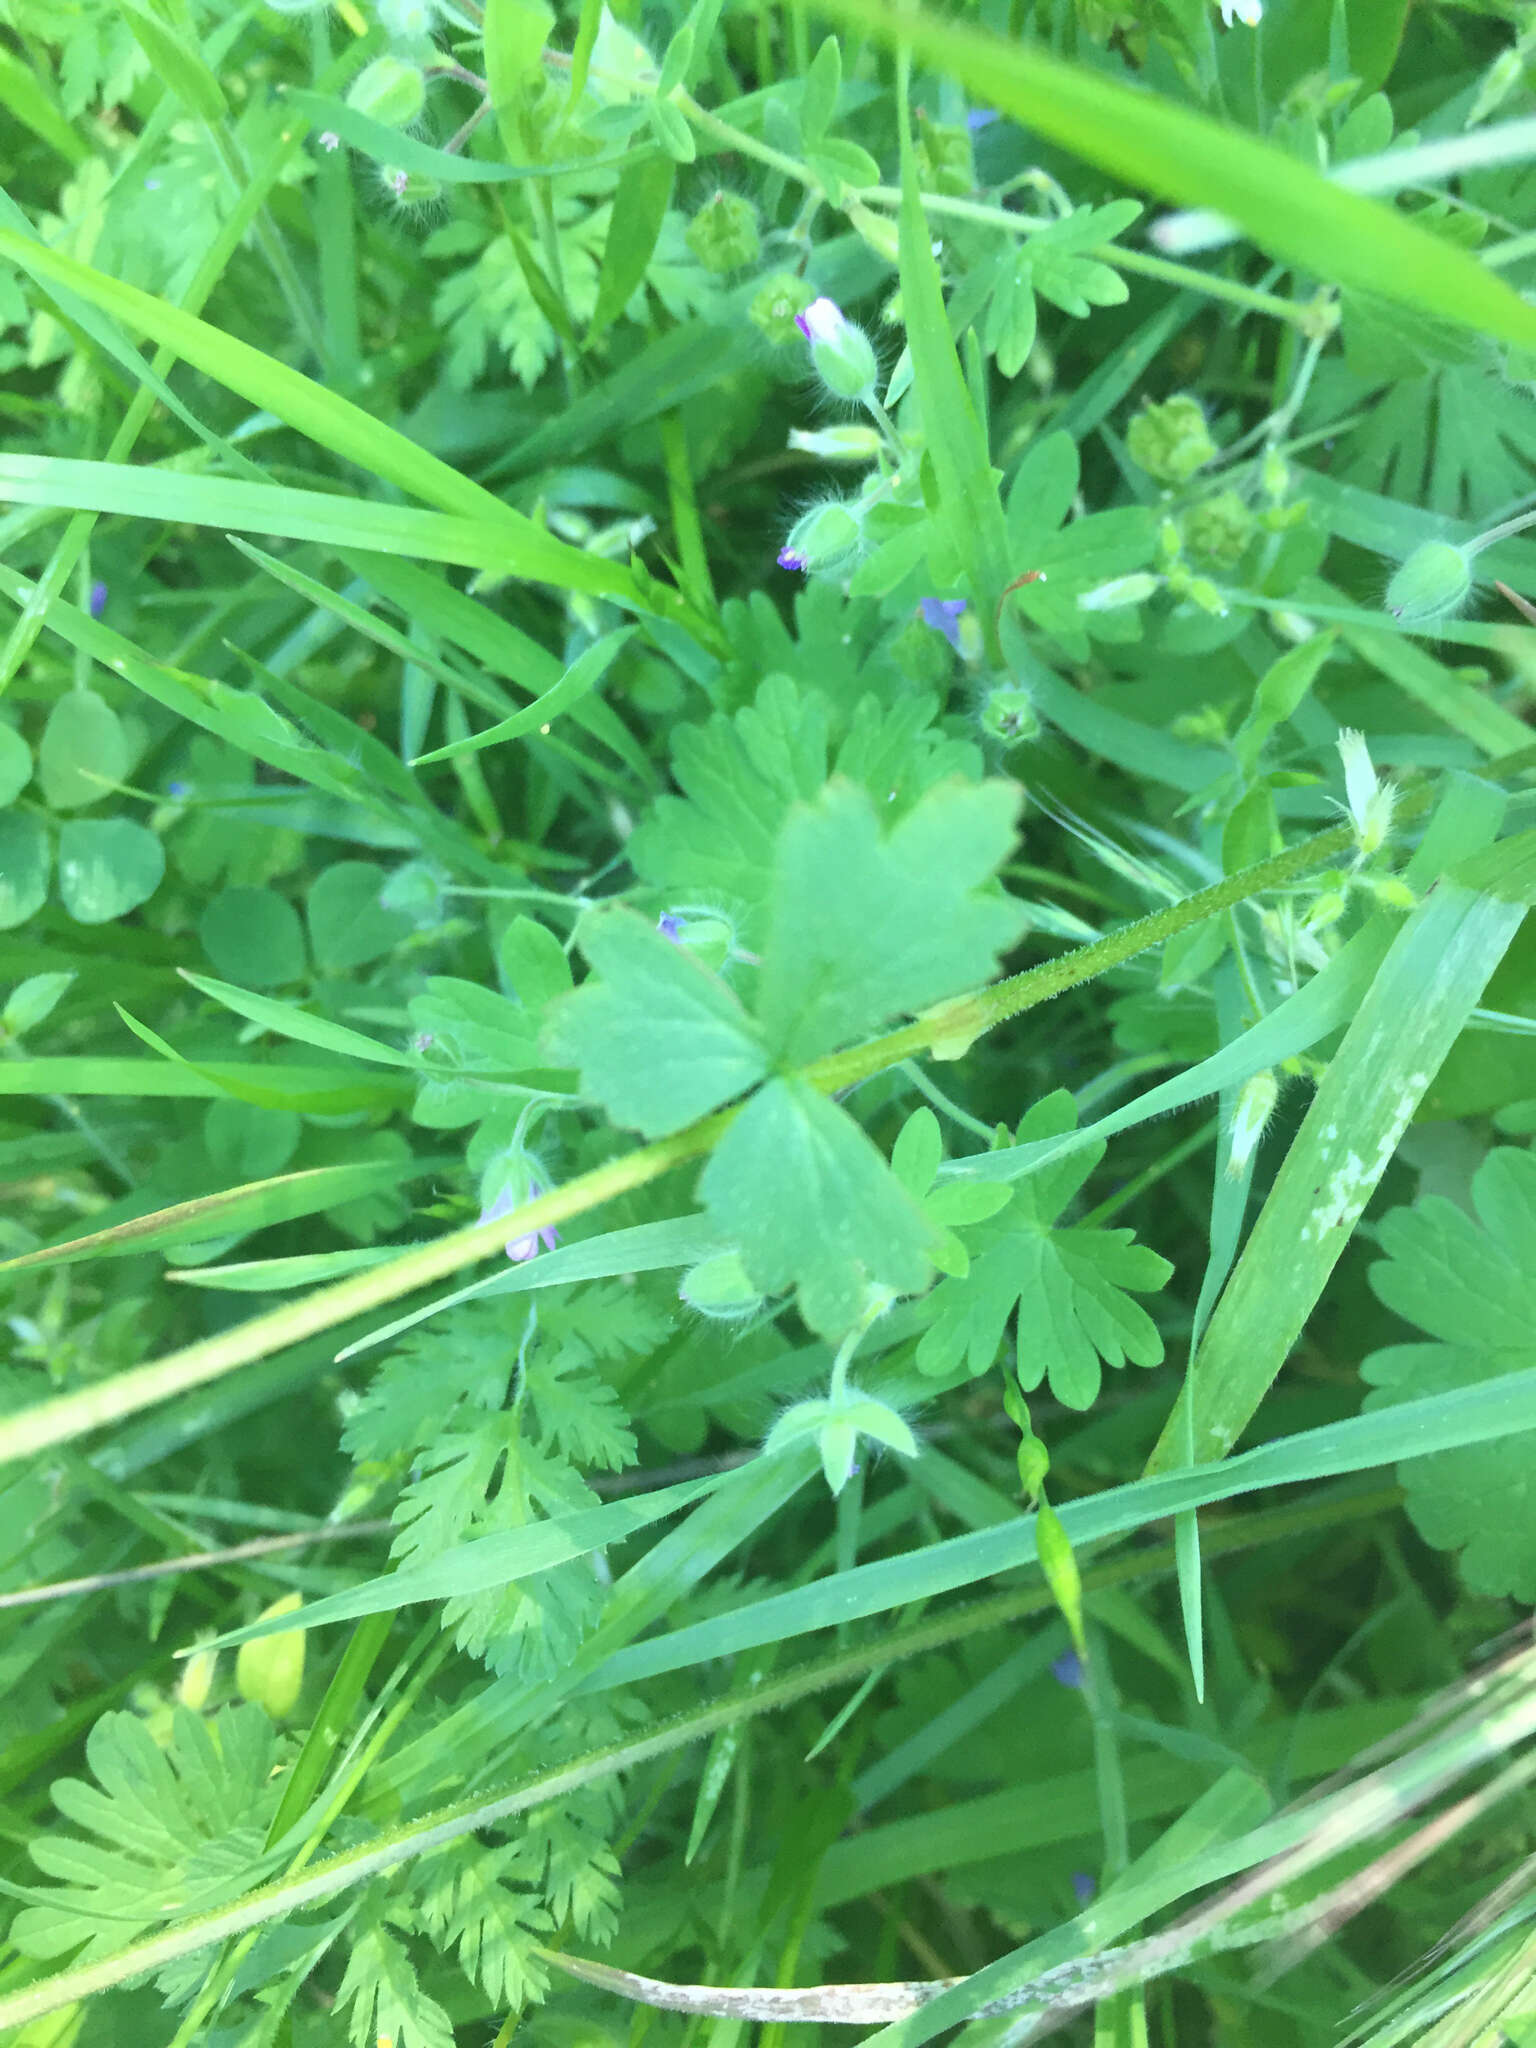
555, 770, 1023, 1144
544, 906, 769, 1139
13, 1704, 281, 1968
1362, 1148, 1536, 1598
915, 1092, 1172, 1408
700, 1078, 939, 1337
628, 670, 982, 948
757, 777, 1026, 1065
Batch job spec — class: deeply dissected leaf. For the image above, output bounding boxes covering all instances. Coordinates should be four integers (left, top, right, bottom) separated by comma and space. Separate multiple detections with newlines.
13, 1706, 282, 1967
916, 1091, 1172, 1407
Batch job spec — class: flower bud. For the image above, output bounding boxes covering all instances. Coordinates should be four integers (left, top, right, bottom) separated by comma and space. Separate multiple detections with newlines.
1385, 540, 1472, 624
1226, 1068, 1278, 1180
980, 684, 1039, 746
177, 1640, 218, 1713
1127, 393, 1216, 484
795, 297, 878, 403
787, 424, 882, 462
845, 201, 900, 264
235, 1594, 305, 1721
657, 908, 733, 973
1336, 728, 1396, 857
1304, 887, 1348, 934
749, 272, 816, 346
764, 1389, 916, 1497
778, 499, 863, 575
1358, 872, 1417, 911
679, 1249, 765, 1321
478, 1152, 559, 1262
684, 190, 761, 273
378, 0, 437, 37
347, 54, 426, 127
1077, 571, 1161, 612
380, 164, 440, 208
1183, 577, 1229, 617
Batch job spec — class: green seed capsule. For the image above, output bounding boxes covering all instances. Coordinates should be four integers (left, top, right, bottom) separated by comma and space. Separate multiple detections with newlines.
1385, 540, 1472, 624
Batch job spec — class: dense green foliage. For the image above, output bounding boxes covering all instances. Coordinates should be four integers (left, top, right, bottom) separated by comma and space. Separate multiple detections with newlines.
4, 1, 1536, 2043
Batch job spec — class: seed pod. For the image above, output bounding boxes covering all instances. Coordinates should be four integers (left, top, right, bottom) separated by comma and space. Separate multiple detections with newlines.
1127, 393, 1216, 484
684, 191, 761, 273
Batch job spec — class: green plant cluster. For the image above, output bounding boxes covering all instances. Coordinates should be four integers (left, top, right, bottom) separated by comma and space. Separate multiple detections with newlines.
4, 1, 1536, 2044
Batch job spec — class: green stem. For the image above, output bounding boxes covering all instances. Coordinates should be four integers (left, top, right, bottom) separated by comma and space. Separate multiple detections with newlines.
860, 186, 1323, 329
659, 410, 717, 613
0, 807, 1411, 1471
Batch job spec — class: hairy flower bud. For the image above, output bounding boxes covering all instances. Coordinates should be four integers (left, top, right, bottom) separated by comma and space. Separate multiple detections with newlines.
1226, 1069, 1278, 1180
778, 499, 864, 575
1384, 540, 1473, 624
795, 296, 878, 403
657, 908, 734, 973
679, 1249, 765, 1321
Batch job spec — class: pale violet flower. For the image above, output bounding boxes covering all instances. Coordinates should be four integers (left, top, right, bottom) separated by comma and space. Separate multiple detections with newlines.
478, 1177, 558, 1264
1218, 0, 1262, 21
919, 597, 967, 651
319, 130, 341, 152
794, 297, 878, 402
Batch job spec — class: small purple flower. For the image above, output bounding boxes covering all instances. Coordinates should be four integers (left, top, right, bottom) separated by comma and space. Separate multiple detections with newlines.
658, 914, 683, 942
319, 130, 341, 152
1051, 1648, 1084, 1690
1071, 1871, 1096, 1905
920, 596, 967, 651
88, 580, 108, 619
167, 778, 190, 799
388, 168, 408, 197
777, 545, 807, 573
795, 296, 844, 347
967, 108, 1000, 132
145, 178, 161, 192
479, 1178, 558, 1263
